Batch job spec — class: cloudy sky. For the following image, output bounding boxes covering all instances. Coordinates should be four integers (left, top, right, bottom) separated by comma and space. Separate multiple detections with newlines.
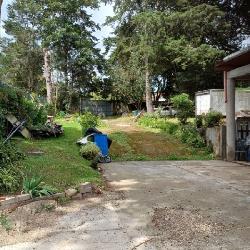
0, 0, 114, 51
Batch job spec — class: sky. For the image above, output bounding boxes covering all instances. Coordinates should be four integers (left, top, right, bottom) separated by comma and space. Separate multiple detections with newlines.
0, 1, 249, 48
0, 0, 114, 51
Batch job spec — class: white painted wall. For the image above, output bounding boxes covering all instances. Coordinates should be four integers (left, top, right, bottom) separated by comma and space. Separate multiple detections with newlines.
195, 93, 210, 115
195, 89, 250, 116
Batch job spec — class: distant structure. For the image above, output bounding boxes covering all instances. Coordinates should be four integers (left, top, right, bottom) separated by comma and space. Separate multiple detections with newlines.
195, 89, 250, 116
216, 47, 250, 161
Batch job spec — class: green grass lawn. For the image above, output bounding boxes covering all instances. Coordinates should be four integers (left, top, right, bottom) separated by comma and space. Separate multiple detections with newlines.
18, 119, 101, 192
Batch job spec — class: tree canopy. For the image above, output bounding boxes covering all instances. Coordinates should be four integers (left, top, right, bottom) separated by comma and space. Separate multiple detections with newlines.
104, 0, 248, 111
0, 0, 106, 112
0, 0, 249, 113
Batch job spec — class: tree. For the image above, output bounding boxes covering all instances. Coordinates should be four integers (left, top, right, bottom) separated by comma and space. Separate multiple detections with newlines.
105, 0, 241, 107
0, 0, 3, 19
33, 0, 105, 110
43, 48, 53, 104
1, 0, 106, 112
0, 1, 44, 92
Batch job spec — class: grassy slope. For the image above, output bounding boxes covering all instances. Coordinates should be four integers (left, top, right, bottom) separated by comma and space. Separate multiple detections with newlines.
103, 117, 213, 161
18, 119, 101, 191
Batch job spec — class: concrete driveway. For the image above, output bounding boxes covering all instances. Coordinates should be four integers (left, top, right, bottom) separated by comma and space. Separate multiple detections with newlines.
1, 160, 250, 249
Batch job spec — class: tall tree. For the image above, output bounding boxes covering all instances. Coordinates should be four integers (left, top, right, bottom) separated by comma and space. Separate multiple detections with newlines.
1, 0, 105, 112
0, 0, 44, 92
0, 0, 3, 19
33, 0, 105, 110
43, 48, 53, 103
105, 0, 243, 108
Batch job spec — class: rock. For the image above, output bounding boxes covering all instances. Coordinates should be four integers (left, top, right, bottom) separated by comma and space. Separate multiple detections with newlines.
92, 185, 103, 195
79, 182, 92, 194
65, 188, 78, 198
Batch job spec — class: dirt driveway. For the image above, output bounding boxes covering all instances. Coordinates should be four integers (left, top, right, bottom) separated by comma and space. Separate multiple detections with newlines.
102, 117, 211, 160
1, 160, 250, 249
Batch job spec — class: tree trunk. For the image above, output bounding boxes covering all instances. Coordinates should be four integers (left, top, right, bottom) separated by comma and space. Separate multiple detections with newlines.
0, 0, 3, 19
145, 56, 154, 113
43, 48, 53, 104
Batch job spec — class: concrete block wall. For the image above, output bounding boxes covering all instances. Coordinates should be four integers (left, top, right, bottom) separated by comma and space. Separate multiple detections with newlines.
205, 125, 226, 159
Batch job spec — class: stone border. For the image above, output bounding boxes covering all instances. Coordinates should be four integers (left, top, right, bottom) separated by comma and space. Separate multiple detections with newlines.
0, 182, 95, 211
0, 193, 65, 211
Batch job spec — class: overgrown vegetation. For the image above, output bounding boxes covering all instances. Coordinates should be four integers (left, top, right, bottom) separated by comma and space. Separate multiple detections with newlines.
0, 142, 24, 194
0, 83, 47, 137
195, 111, 223, 128
102, 117, 213, 161
138, 115, 207, 149
171, 93, 194, 124
80, 142, 100, 160
78, 112, 100, 135
0, 214, 12, 232
22, 175, 57, 198
203, 111, 223, 128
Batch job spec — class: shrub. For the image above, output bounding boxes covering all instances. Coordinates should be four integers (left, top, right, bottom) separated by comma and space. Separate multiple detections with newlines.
203, 111, 223, 128
0, 83, 47, 137
56, 111, 67, 119
176, 125, 205, 148
138, 116, 205, 149
78, 112, 100, 135
80, 142, 100, 160
20, 99, 47, 127
195, 115, 203, 128
0, 167, 23, 194
0, 142, 24, 194
171, 93, 194, 124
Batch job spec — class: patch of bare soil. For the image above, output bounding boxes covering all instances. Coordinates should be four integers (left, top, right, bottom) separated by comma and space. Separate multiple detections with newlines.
104, 118, 189, 158
152, 205, 227, 246
0, 200, 64, 246
127, 131, 187, 157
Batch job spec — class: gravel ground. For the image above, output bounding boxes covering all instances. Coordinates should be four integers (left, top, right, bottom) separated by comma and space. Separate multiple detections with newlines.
1, 160, 250, 249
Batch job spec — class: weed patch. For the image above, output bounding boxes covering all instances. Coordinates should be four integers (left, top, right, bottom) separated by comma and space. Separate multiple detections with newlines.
0, 214, 12, 232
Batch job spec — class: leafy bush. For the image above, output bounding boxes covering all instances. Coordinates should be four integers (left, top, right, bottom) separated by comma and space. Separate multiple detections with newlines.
78, 112, 100, 135
0, 142, 24, 194
171, 93, 194, 124
56, 111, 67, 118
138, 116, 206, 149
0, 142, 24, 168
203, 111, 223, 128
176, 124, 205, 148
80, 142, 100, 160
22, 175, 57, 198
0, 83, 47, 137
195, 115, 203, 128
